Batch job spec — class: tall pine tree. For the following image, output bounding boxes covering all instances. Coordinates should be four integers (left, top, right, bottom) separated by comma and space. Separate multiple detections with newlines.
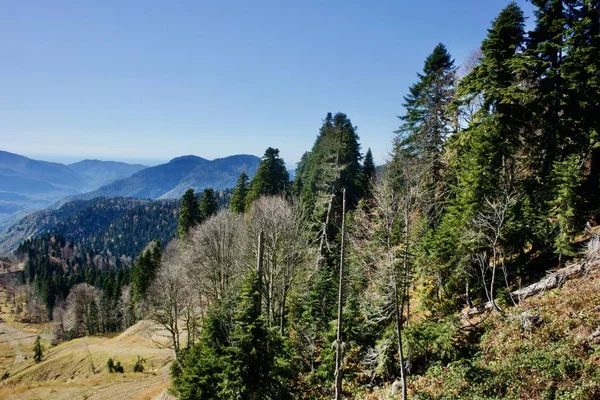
199, 188, 219, 222
178, 189, 201, 240
246, 147, 289, 207
229, 172, 249, 213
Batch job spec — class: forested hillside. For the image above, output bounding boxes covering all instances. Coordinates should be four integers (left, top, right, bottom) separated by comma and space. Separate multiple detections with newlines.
0, 151, 147, 229
6, 1, 600, 399
160, 2, 598, 399
1, 197, 180, 255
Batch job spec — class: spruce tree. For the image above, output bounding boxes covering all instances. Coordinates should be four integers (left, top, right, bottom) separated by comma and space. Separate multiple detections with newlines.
220, 276, 291, 399
178, 189, 201, 240
246, 147, 289, 207
33, 336, 43, 363
560, 0, 600, 203
362, 148, 376, 198
549, 155, 582, 263
199, 188, 219, 222
426, 3, 527, 304
229, 172, 249, 213
295, 112, 363, 223
131, 240, 162, 301
393, 43, 455, 187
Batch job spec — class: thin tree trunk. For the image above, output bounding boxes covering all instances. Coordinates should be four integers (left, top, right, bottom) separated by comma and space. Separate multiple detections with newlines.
397, 208, 411, 400
317, 196, 334, 264
256, 231, 265, 314
394, 275, 407, 400
280, 286, 287, 336
334, 189, 347, 400
403, 208, 411, 325
490, 247, 500, 312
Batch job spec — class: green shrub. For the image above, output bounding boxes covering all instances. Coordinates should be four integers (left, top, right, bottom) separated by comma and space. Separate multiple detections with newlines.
133, 356, 145, 373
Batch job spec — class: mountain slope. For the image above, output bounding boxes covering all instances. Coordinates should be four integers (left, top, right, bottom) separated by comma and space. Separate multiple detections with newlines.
0, 150, 86, 191
71, 154, 260, 201
0, 196, 179, 256
68, 159, 147, 188
0, 151, 151, 229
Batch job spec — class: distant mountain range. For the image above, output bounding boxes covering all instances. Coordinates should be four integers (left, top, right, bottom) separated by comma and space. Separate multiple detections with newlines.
63, 154, 260, 202
68, 159, 147, 189
0, 151, 148, 230
0, 150, 261, 239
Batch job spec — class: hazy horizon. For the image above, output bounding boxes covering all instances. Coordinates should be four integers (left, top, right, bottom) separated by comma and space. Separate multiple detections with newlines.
1, 0, 535, 168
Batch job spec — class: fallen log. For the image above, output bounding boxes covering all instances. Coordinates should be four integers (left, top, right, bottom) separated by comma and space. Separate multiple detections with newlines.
463, 259, 599, 317
511, 262, 585, 301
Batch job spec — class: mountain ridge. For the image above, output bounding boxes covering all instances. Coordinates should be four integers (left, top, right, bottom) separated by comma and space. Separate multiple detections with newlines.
65, 153, 260, 202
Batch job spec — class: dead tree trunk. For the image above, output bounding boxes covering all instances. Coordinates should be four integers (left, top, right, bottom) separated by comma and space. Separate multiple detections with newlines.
394, 275, 407, 400
255, 231, 264, 314
334, 189, 347, 400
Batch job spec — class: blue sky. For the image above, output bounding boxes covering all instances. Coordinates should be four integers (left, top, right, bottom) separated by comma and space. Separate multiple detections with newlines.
0, 0, 535, 167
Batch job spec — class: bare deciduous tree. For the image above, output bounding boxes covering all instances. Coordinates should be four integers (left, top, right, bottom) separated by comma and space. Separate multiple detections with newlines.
147, 242, 189, 353
247, 196, 313, 332
181, 210, 245, 305
468, 190, 518, 312
64, 283, 100, 337
351, 164, 426, 400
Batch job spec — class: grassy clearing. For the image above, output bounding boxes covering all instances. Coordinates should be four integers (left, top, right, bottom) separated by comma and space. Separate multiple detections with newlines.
0, 320, 174, 400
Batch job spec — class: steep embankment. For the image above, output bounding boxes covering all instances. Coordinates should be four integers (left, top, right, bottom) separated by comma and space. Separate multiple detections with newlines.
406, 253, 600, 399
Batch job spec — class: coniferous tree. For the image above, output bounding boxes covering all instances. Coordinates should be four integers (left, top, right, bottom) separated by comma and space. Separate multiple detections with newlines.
425, 3, 527, 305
173, 277, 292, 400
246, 147, 290, 207
393, 43, 456, 192
362, 148, 376, 199
229, 172, 249, 213
199, 188, 219, 222
131, 240, 162, 301
220, 276, 292, 399
178, 189, 201, 240
33, 336, 43, 363
296, 112, 363, 224
560, 0, 600, 203
549, 155, 582, 263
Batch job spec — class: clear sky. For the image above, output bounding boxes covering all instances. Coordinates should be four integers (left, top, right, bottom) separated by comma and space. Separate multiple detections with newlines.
0, 0, 535, 167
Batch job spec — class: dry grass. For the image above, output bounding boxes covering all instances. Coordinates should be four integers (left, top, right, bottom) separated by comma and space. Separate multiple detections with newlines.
0, 320, 174, 400
412, 263, 600, 399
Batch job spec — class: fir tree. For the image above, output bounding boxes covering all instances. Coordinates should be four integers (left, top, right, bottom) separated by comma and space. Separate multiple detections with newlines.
199, 188, 219, 222
220, 276, 292, 399
178, 189, 201, 240
393, 43, 456, 189
425, 3, 527, 305
362, 148, 376, 198
131, 240, 162, 301
296, 112, 363, 223
229, 172, 249, 213
33, 336, 43, 363
246, 147, 289, 207
549, 155, 582, 263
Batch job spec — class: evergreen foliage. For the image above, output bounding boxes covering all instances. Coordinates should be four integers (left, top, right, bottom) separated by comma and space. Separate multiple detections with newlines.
229, 172, 249, 213
172, 277, 292, 399
361, 148, 376, 198
131, 240, 162, 301
199, 188, 219, 222
246, 147, 290, 207
13, 2, 600, 398
178, 189, 201, 240
33, 336, 43, 363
